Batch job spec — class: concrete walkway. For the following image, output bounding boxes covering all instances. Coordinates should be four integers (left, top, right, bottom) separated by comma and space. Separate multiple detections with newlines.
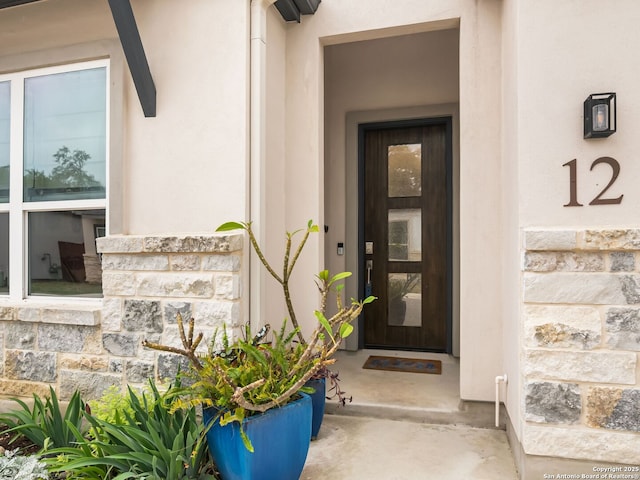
301, 350, 519, 479
302, 415, 518, 479
0, 348, 520, 479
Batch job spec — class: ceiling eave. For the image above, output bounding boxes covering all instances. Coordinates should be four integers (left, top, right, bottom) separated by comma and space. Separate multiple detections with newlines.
0, 0, 156, 117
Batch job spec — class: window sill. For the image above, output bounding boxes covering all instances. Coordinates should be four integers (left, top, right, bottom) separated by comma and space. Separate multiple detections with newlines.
0, 298, 102, 326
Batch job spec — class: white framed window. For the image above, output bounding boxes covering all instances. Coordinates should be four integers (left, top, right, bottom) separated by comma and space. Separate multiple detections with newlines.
0, 59, 109, 300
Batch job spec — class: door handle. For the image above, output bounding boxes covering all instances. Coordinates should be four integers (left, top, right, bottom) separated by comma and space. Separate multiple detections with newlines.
365, 259, 373, 296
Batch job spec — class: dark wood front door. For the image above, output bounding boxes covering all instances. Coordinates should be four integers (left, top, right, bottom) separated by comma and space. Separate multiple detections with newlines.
361, 119, 451, 351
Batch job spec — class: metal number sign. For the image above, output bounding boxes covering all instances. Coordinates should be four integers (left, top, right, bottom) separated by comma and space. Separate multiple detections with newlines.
562, 157, 623, 207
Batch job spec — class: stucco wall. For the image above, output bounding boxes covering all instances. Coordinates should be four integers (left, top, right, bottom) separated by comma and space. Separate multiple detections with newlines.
501, 0, 522, 443
124, 0, 251, 235
257, 5, 289, 332
457, 0, 504, 403
513, 0, 640, 463
517, 1, 640, 227
280, 0, 505, 403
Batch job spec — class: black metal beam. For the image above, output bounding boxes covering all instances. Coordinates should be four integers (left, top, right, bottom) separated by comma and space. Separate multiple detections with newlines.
274, 0, 300, 23
274, 0, 321, 23
293, 0, 320, 15
0, 0, 41, 8
108, 0, 156, 117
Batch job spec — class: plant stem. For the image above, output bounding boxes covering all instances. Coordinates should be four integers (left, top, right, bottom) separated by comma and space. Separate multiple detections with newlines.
245, 224, 283, 284
231, 359, 334, 413
246, 223, 307, 345
142, 313, 203, 370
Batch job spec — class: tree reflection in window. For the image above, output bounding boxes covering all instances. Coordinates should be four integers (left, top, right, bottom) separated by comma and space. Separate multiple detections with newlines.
24, 146, 104, 201
388, 143, 421, 198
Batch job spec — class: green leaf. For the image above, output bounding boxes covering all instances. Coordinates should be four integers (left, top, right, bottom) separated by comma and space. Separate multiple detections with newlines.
317, 269, 329, 281
219, 409, 244, 427
329, 271, 352, 284
219, 409, 254, 453
315, 310, 334, 341
112, 473, 139, 480
240, 428, 254, 453
339, 323, 354, 339
242, 341, 269, 368
216, 221, 245, 232
363, 295, 377, 304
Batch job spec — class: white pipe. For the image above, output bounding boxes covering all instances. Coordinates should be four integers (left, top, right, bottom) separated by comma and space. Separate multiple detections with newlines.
495, 374, 507, 427
249, 0, 278, 328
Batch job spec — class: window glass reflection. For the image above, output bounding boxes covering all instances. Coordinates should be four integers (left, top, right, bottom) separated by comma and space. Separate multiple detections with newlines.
388, 273, 421, 327
388, 143, 421, 197
23, 68, 106, 202
28, 210, 104, 297
388, 209, 421, 261
0, 82, 9, 203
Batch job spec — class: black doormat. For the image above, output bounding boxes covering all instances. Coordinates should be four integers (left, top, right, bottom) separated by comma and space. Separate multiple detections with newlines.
362, 355, 442, 375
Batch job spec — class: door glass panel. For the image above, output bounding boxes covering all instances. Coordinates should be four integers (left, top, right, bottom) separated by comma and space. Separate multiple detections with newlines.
0, 213, 7, 294
23, 67, 107, 202
28, 209, 104, 297
388, 273, 421, 327
0, 81, 9, 203
388, 143, 421, 197
388, 209, 421, 261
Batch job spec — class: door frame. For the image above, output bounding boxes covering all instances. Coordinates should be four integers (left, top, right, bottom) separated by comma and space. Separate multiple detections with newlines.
357, 116, 454, 353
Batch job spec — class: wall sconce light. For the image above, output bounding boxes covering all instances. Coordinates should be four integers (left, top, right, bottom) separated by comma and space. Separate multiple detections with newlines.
584, 92, 616, 138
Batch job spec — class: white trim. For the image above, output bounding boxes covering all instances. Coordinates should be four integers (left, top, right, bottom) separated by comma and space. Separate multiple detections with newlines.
22, 199, 107, 212
7, 69, 23, 301
0, 59, 109, 81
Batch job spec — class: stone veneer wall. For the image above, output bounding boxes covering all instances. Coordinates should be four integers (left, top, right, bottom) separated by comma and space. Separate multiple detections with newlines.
522, 228, 640, 464
0, 232, 244, 401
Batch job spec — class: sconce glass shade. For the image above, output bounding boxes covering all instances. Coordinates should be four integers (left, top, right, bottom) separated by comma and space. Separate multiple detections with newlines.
592, 104, 608, 132
584, 93, 616, 138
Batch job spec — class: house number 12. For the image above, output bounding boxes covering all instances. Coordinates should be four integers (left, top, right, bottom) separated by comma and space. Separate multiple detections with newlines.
562, 157, 623, 207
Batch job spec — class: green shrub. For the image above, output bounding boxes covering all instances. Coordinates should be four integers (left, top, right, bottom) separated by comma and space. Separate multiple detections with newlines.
86, 385, 143, 425
48, 380, 216, 480
0, 387, 87, 451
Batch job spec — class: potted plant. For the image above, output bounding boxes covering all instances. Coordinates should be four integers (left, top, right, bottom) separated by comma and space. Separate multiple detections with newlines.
222, 220, 365, 439
387, 273, 420, 325
143, 220, 374, 480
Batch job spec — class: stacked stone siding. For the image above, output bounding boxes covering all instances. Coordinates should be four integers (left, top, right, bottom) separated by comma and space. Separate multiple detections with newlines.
0, 232, 243, 402
523, 228, 640, 463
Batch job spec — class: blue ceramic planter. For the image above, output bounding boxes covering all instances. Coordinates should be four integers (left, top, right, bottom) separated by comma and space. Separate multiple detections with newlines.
203, 393, 312, 480
306, 377, 326, 440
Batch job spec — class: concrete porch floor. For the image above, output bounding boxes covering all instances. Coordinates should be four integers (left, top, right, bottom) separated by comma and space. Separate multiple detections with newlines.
302, 349, 519, 479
